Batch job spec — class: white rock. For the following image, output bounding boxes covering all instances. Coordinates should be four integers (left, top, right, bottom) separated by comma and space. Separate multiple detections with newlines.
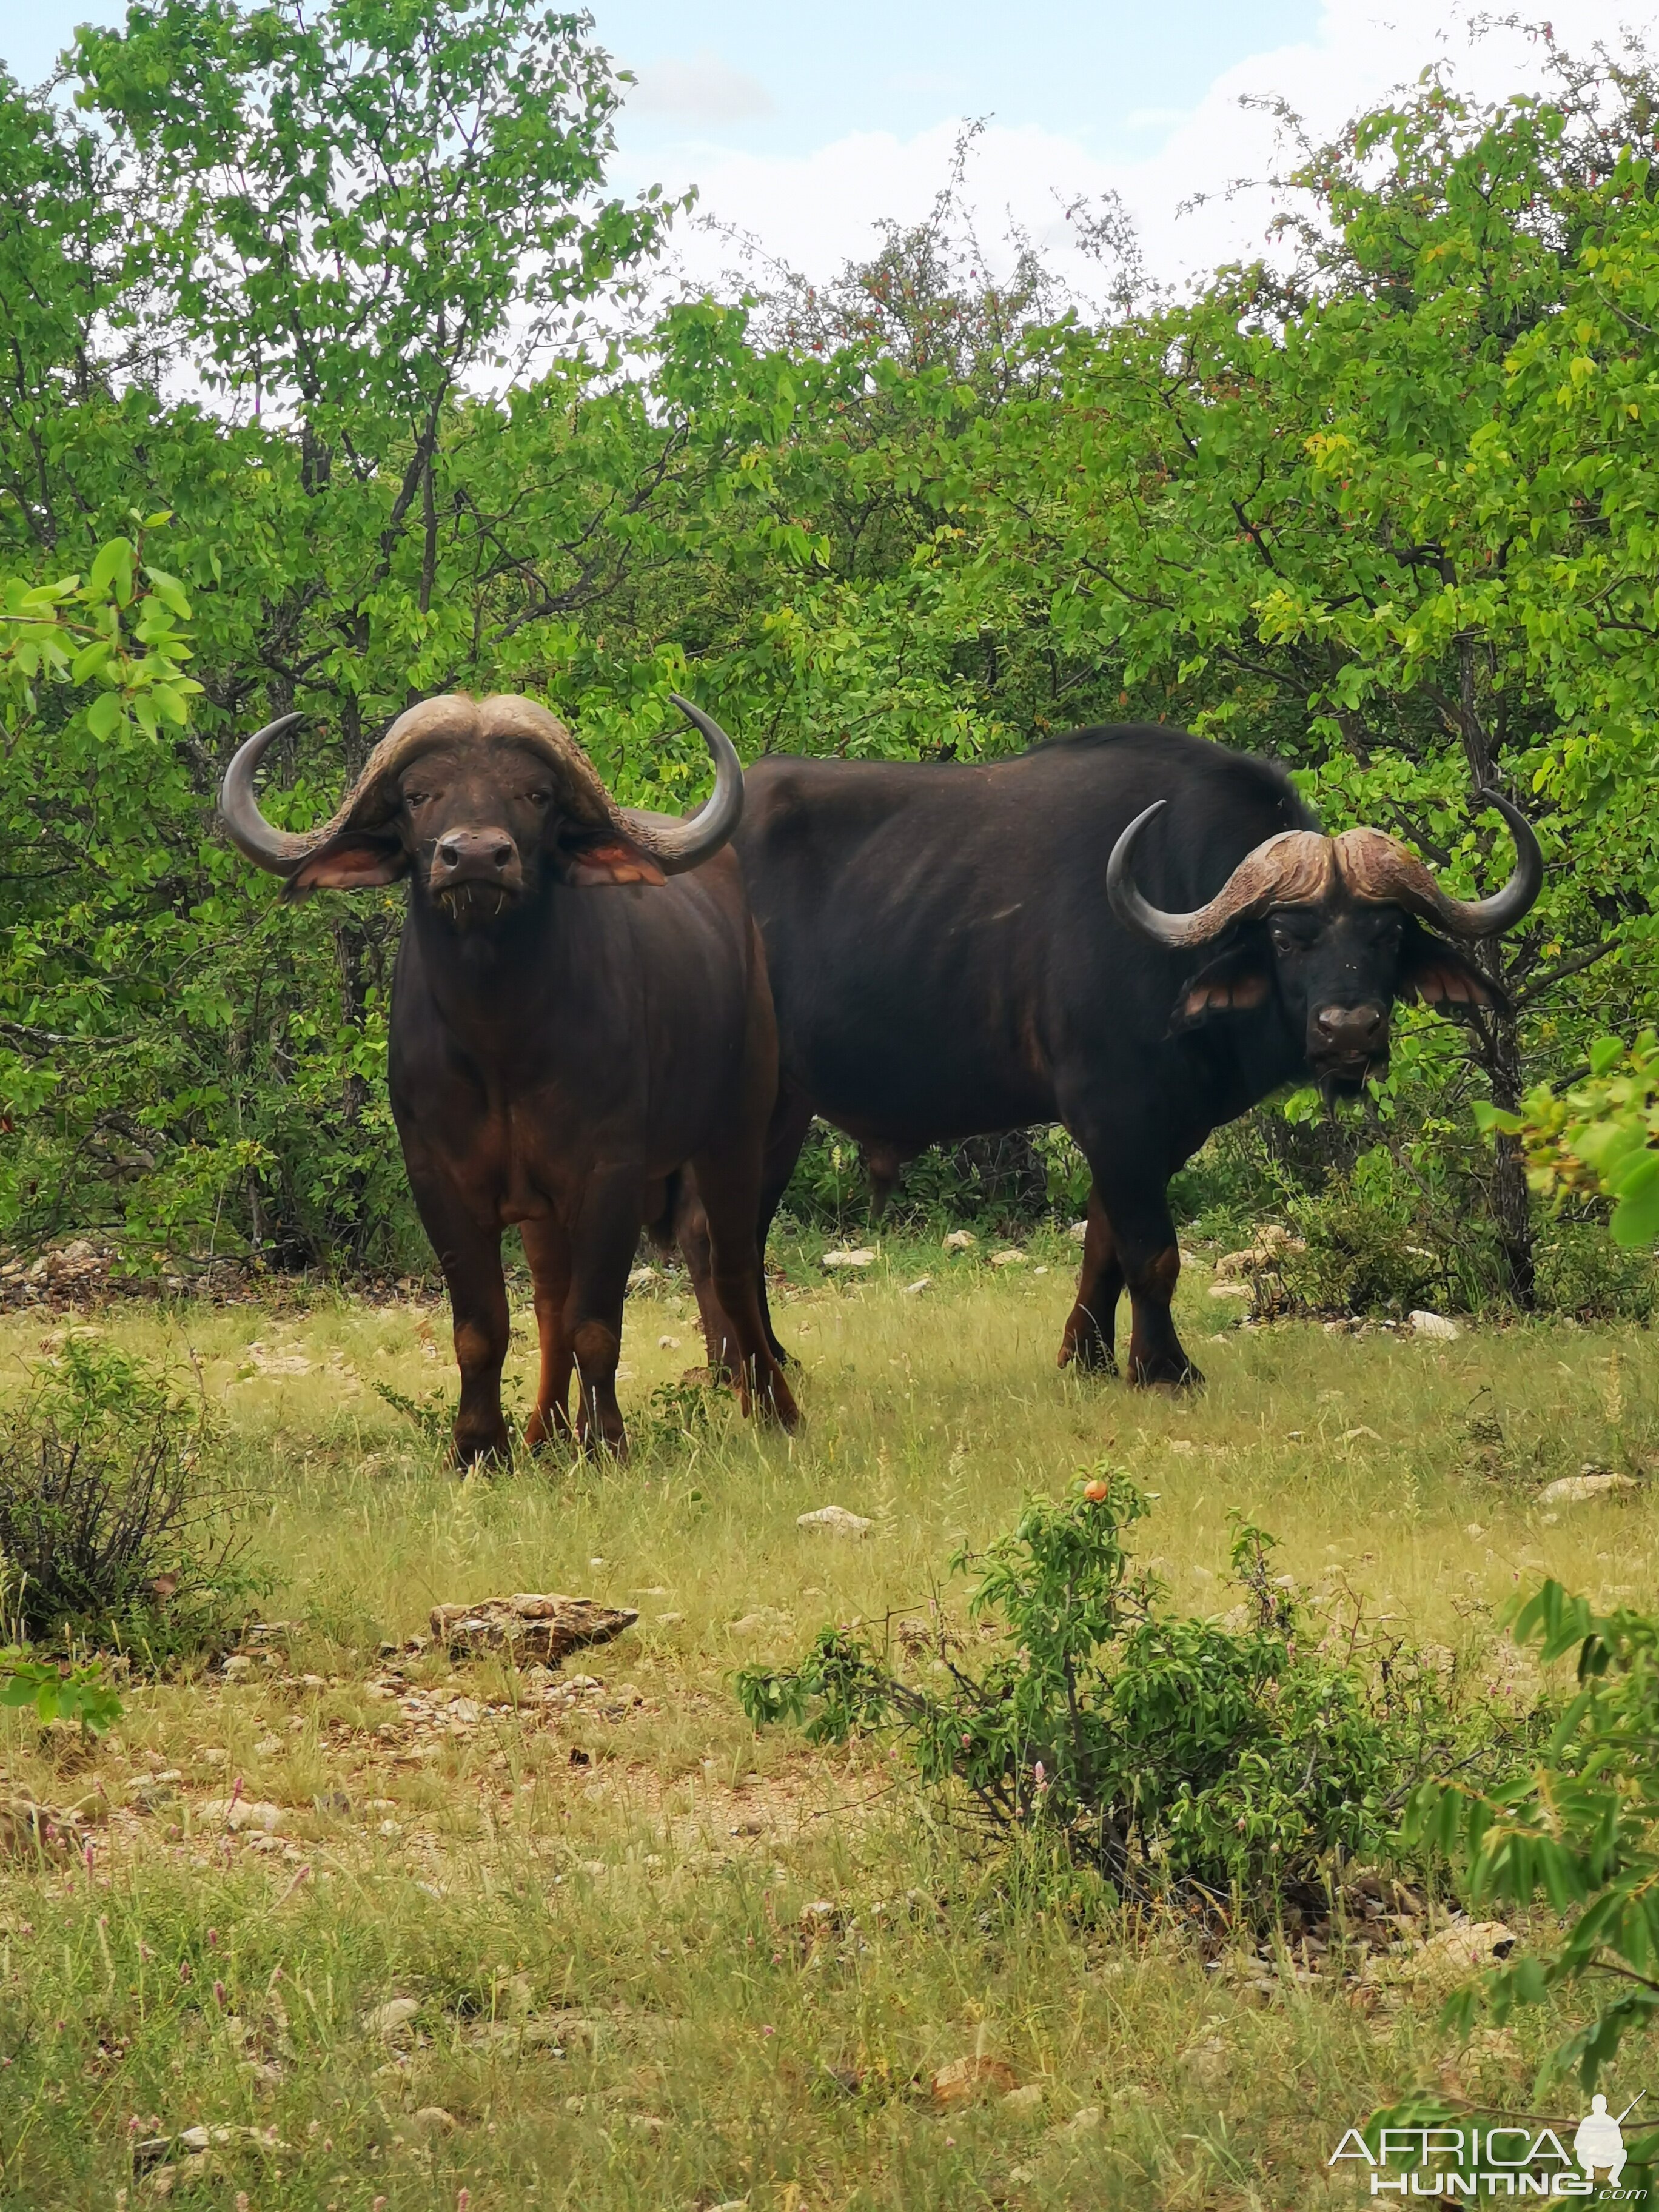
943, 1229, 978, 1251
987, 1248, 1027, 1267
200, 1798, 286, 1834
657, 1335, 681, 1350
1409, 1309, 1460, 1341
903, 1277, 932, 1295
821, 1248, 875, 1270
1001, 2082, 1047, 2117
797, 1504, 873, 1538
626, 1265, 660, 1293
1067, 1221, 1088, 1245
364, 1996, 420, 2037
1208, 1282, 1252, 1299
1538, 1472, 1638, 1506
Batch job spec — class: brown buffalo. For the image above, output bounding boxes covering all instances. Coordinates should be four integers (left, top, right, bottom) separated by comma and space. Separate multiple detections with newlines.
221, 691, 797, 1459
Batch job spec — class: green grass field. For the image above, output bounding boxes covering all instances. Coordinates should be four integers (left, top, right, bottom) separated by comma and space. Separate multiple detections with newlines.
2, 1230, 1655, 2211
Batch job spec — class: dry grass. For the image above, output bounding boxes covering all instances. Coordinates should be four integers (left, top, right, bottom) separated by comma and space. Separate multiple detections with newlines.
1, 1228, 1655, 2211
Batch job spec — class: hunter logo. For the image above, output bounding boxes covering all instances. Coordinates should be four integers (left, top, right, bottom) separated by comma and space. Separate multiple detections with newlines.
1329, 2097, 1651, 2198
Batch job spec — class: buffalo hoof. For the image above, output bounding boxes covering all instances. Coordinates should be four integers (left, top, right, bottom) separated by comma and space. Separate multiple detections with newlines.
451, 1426, 512, 1467
1127, 1354, 1204, 1390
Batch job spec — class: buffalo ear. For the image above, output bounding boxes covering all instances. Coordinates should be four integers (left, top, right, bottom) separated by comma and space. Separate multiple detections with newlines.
1170, 947, 1272, 1030
554, 833, 667, 889
1398, 927, 1509, 1014
283, 836, 409, 900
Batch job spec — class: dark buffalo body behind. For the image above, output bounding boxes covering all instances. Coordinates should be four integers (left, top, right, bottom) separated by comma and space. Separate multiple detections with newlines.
713, 724, 1536, 1385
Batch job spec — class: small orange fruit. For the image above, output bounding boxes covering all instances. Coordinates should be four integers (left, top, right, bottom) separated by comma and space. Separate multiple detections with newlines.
1082, 1478, 1111, 1503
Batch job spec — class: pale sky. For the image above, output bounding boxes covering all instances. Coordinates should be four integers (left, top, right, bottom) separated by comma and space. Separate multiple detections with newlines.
7, 1, 1657, 295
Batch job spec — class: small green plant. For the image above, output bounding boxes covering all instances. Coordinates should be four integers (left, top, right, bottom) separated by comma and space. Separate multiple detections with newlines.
0, 1650, 122, 1734
641, 1378, 722, 1454
739, 1470, 1480, 1919
372, 1379, 455, 1444
0, 1340, 257, 1663
1407, 1580, 1659, 2121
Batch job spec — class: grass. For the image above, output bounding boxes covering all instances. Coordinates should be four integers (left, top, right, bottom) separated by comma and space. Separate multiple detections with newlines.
2, 1225, 1657, 2210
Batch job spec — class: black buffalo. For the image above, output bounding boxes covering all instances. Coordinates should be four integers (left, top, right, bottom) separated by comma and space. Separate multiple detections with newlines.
686, 725, 1540, 1386
221, 691, 797, 1459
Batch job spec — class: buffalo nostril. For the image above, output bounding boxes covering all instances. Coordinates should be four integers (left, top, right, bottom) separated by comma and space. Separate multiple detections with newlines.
492, 845, 513, 869
1317, 1005, 1384, 1044
437, 841, 460, 868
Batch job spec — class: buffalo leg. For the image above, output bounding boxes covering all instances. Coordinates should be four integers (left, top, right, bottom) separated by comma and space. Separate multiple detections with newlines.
407, 1174, 512, 1463
1058, 1183, 1125, 1373
751, 1083, 816, 1364
1071, 1138, 1199, 1387
678, 1084, 816, 1373
565, 1173, 648, 1455
674, 1193, 740, 1381
692, 1139, 800, 1428
520, 1217, 574, 1450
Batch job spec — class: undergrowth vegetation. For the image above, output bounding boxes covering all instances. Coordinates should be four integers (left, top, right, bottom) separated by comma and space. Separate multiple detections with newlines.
1, 1262, 1655, 2207
740, 1471, 1517, 1922
0, 1338, 257, 1663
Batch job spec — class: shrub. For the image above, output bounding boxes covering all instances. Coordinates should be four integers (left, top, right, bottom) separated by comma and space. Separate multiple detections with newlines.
0, 1340, 258, 1664
1532, 1221, 1659, 1322
1409, 1580, 1659, 2110
739, 1470, 1489, 1922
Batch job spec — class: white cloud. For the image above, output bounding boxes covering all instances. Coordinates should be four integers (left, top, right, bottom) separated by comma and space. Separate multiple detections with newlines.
627, 47, 774, 126
619, 1, 1654, 300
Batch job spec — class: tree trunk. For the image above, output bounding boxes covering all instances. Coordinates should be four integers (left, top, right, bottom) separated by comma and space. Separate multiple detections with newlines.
1453, 628, 1535, 1306
1481, 997, 1537, 1308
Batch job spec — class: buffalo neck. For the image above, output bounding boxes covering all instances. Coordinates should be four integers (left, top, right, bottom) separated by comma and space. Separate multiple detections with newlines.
401, 879, 606, 1063
1187, 994, 1309, 1127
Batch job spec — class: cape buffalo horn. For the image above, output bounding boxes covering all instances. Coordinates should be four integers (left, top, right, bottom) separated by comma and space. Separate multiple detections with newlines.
642, 693, 745, 874
218, 713, 310, 874
1422, 787, 1543, 938
1106, 801, 1329, 948
1107, 801, 1191, 946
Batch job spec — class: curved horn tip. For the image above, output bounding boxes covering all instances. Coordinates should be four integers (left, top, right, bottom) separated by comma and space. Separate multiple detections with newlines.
219, 711, 312, 874
1107, 800, 1201, 949
1453, 783, 1543, 937
642, 692, 745, 875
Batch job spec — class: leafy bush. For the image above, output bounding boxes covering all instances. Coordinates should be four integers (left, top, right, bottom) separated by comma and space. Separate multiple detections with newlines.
780, 1121, 1056, 1233
1409, 1580, 1659, 2116
739, 1470, 1484, 1920
1532, 1221, 1659, 1322
0, 1650, 122, 1733
1266, 1144, 1510, 1316
1483, 1032, 1659, 1250
0, 1340, 258, 1663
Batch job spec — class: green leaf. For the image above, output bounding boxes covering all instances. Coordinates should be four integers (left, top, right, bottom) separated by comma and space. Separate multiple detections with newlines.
141, 567, 191, 619
85, 690, 125, 740
86, 537, 135, 606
